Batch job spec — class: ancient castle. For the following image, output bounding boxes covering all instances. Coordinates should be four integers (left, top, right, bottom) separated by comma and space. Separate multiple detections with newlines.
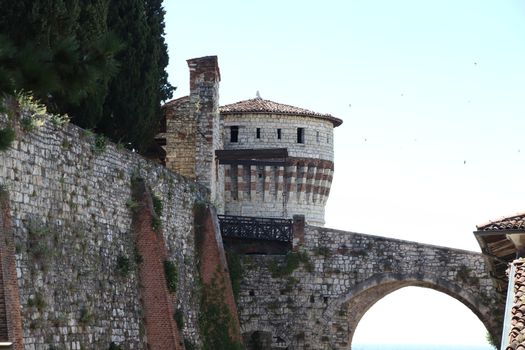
0, 55, 511, 350
158, 56, 342, 226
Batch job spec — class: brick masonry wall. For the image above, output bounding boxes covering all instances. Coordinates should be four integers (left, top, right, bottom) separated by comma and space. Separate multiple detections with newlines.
132, 180, 183, 350
197, 206, 241, 342
237, 225, 504, 349
0, 193, 24, 349
0, 114, 208, 349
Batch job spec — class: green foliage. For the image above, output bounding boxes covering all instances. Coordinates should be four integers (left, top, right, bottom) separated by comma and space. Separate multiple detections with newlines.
0, 127, 15, 151
50, 113, 70, 128
183, 339, 196, 350
17, 90, 47, 118
152, 193, 163, 216
314, 246, 331, 258
79, 306, 94, 325
486, 332, 497, 349
281, 276, 299, 294
149, 189, 163, 231
108, 342, 122, 350
92, 134, 107, 155
27, 291, 46, 311
269, 251, 313, 278
193, 201, 208, 263
0, 183, 8, 203
456, 265, 480, 287
20, 117, 35, 131
174, 309, 184, 330
226, 252, 243, 302
99, 0, 174, 152
151, 216, 161, 231
134, 245, 143, 265
267, 299, 279, 311
125, 199, 140, 211
116, 255, 131, 277
163, 260, 178, 293
26, 219, 52, 267
199, 268, 243, 350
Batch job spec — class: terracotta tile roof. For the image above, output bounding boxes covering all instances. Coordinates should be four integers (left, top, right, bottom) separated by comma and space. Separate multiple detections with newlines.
506, 258, 525, 349
219, 97, 343, 127
477, 212, 525, 231
162, 96, 189, 108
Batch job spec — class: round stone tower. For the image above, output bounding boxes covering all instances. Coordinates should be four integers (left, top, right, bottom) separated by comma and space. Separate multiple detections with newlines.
217, 96, 342, 226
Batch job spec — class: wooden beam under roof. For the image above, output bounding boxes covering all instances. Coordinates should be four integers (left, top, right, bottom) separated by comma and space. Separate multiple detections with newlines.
215, 148, 289, 166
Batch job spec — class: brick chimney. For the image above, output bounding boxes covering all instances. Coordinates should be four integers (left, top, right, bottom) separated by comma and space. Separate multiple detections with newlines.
187, 56, 223, 207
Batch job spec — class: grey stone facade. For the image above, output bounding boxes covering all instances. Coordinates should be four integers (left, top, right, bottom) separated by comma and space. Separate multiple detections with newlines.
237, 225, 504, 349
0, 115, 207, 349
222, 113, 335, 161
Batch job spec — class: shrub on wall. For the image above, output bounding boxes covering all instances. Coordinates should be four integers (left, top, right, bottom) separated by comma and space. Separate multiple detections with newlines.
268, 250, 313, 278
0, 127, 15, 151
163, 260, 178, 293
199, 268, 243, 350
226, 252, 243, 302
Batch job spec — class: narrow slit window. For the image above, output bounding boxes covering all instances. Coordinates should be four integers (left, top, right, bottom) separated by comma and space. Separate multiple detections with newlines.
256, 128, 261, 139
230, 126, 239, 142
297, 128, 304, 144
277, 129, 281, 139
316, 131, 320, 143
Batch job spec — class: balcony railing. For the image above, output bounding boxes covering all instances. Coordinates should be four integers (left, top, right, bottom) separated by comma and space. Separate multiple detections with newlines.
218, 215, 293, 242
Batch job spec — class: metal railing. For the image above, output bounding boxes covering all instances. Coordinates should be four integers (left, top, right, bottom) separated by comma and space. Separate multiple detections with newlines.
218, 215, 293, 242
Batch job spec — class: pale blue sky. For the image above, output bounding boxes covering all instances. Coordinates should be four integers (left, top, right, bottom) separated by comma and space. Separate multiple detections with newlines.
164, 0, 525, 346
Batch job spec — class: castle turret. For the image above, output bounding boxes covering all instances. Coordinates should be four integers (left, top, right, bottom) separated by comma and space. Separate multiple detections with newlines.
161, 57, 341, 225
217, 96, 342, 226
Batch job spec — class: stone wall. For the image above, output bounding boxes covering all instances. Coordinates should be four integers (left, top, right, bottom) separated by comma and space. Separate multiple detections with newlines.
0, 115, 208, 349
221, 114, 335, 225
236, 225, 503, 349
163, 96, 195, 179
222, 113, 334, 161
188, 56, 224, 211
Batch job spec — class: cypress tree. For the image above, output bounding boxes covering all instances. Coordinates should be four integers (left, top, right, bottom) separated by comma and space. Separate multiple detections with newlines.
0, 0, 118, 124
66, 0, 118, 129
0, 0, 172, 152
100, 0, 173, 152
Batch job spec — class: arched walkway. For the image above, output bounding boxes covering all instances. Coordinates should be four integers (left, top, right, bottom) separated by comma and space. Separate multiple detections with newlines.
322, 273, 499, 349
352, 286, 492, 346
236, 226, 505, 349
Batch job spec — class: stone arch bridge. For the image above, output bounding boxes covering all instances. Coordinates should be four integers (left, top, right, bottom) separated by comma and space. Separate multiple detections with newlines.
220, 216, 505, 350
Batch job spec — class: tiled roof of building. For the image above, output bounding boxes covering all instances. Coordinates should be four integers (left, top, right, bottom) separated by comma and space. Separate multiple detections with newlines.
506, 258, 525, 350
477, 212, 525, 231
219, 97, 343, 127
162, 96, 189, 108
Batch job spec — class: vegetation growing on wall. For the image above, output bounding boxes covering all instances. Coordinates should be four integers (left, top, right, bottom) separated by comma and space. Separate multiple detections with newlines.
193, 203, 243, 350
0, 0, 173, 152
199, 267, 243, 350
163, 260, 178, 293
268, 250, 313, 278
456, 265, 480, 287
26, 218, 53, 271
0, 127, 14, 151
116, 255, 131, 277
226, 252, 243, 302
